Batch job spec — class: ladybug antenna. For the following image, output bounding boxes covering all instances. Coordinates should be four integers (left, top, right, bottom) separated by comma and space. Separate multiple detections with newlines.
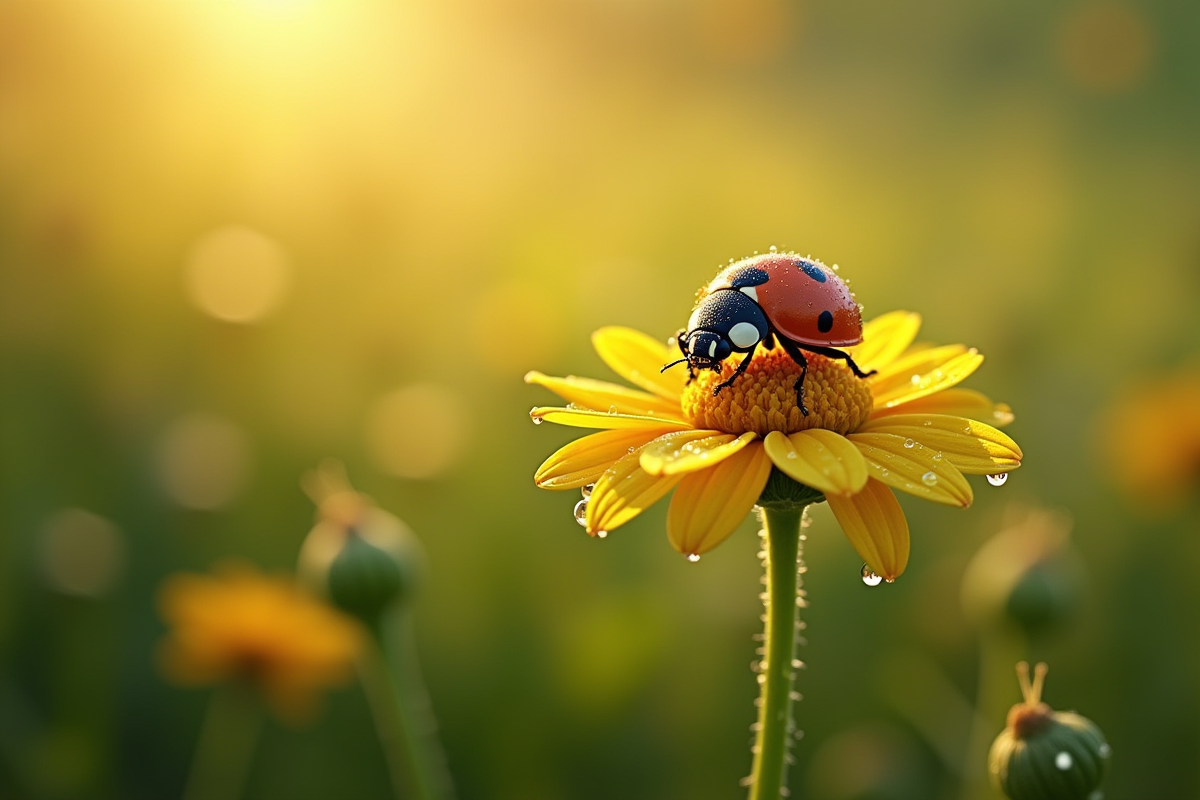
660, 357, 689, 373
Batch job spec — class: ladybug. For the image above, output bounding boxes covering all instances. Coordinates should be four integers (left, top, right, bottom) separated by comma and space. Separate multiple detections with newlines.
663, 253, 875, 416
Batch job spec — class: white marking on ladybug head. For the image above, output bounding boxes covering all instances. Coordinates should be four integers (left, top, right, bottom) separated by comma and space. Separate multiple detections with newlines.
728, 321, 761, 349
708, 340, 718, 358
739, 286, 759, 303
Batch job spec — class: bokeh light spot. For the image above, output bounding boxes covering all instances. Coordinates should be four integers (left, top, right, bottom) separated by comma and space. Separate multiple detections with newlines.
157, 413, 253, 510
38, 509, 126, 598
1059, 2, 1153, 93
184, 225, 292, 324
365, 384, 469, 480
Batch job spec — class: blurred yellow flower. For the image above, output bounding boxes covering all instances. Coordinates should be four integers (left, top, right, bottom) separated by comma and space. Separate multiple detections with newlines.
157, 563, 362, 722
528, 312, 1022, 579
1098, 367, 1200, 510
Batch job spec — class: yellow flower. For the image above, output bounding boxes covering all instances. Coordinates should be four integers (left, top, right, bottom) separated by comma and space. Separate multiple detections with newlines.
527, 312, 1023, 579
1097, 367, 1200, 510
157, 563, 362, 721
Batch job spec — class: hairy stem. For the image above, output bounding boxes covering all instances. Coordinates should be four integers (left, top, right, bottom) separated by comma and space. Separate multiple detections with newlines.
748, 504, 807, 800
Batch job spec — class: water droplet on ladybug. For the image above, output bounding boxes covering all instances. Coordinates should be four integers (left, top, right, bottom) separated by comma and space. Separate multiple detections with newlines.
903, 438, 916, 449
986, 473, 1008, 487
860, 565, 883, 586
573, 499, 588, 526
921, 471, 937, 486
686, 553, 701, 563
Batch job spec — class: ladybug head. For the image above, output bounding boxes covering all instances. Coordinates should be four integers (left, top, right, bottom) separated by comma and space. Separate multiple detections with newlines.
681, 330, 732, 372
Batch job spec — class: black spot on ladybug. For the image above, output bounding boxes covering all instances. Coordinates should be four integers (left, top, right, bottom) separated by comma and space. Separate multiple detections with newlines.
798, 261, 827, 283
817, 310, 834, 333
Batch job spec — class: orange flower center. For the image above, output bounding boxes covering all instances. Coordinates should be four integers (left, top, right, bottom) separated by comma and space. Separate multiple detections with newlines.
681, 348, 873, 436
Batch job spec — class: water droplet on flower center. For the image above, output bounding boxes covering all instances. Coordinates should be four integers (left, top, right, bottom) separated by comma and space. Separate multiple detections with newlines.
986, 473, 1008, 487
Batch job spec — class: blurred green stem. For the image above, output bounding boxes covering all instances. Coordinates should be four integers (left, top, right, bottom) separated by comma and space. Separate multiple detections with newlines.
182, 683, 263, 800
359, 611, 454, 800
961, 629, 1024, 800
748, 505, 806, 800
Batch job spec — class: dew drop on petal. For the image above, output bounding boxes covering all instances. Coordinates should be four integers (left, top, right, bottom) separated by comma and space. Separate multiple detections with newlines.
923, 420, 933, 426
581, 483, 594, 499
921, 471, 938, 486
860, 564, 883, 587
596, 530, 608, 539
768, 245, 778, 253
532, 417, 543, 425
986, 473, 1009, 487
786, 451, 797, 459
932, 452, 943, 461
910, 375, 921, 386
1055, 751, 1073, 770
686, 553, 701, 563
903, 438, 916, 449
573, 499, 589, 526
879, 468, 889, 477
1098, 744, 1112, 758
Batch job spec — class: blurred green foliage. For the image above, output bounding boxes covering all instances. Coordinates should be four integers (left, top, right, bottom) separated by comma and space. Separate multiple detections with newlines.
2, 0, 1199, 798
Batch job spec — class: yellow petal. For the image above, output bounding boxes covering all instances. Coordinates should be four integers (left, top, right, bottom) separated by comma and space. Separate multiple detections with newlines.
848, 432, 974, 507
640, 430, 758, 476
586, 446, 682, 535
525, 371, 685, 418
870, 347, 985, 411
530, 406, 693, 431
868, 388, 1014, 427
849, 311, 922, 373
667, 443, 773, 556
535, 428, 674, 489
825, 479, 910, 581
762, 429, 869, 497
856, 414, 1022, 474
592, 326, 686, 402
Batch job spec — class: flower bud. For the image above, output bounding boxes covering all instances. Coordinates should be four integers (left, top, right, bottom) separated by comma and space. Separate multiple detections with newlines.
298, 461, 424, 626
989, 662, 1110, 800
962, 506, 1081, 637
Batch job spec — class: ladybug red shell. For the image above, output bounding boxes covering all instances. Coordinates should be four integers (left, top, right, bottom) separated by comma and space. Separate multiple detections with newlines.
703, 254, 864, 348
667, 252, 874, 415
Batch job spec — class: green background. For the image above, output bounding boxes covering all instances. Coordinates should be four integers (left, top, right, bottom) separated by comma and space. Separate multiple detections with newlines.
2, 1, 1198, 798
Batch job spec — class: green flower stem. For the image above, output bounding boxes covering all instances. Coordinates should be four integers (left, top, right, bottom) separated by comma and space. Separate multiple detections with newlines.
748, 504, 807, 800
181, 683, 264, 800
359, 611, 454, 800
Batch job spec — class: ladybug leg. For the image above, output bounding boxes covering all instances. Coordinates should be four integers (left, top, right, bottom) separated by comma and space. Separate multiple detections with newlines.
799, 344, 878, 379
762, 331, 776, 350
712, 349, 756, 397
776, 337, 811, 416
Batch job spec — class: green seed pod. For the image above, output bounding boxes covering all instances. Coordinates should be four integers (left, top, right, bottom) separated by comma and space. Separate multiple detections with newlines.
298, 461, 424, 627
989, 662, 1110, 800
